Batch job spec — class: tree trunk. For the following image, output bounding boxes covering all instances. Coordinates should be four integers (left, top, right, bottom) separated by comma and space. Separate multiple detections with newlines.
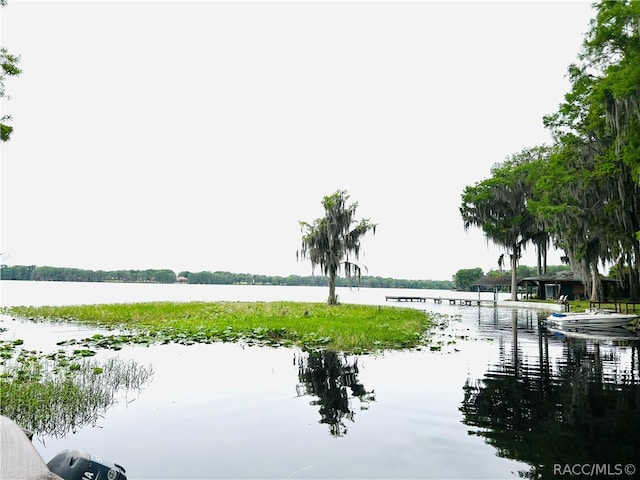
629, 263, 639, 303
590, 262, 603, 302
328, 269, 337, 305
630, 247, 640, 302
535, 239, 548, 275
510, 246, 519, 301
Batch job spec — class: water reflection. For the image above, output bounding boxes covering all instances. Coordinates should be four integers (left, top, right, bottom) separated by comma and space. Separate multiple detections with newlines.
295, 351, 375, 437
460, 310, 640, 478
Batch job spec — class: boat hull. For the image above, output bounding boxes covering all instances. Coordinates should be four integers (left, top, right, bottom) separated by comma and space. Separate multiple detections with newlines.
546, 310, 637, 328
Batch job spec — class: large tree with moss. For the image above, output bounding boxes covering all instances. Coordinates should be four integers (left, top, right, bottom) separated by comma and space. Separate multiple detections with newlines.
541, 0, 640, 300
460, 148, 550, 301
299, 190, 376, 305
462, 1, 640, 302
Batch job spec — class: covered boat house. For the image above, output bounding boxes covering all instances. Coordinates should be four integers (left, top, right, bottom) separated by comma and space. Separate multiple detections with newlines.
471, 275, 517, 300
519, 270, 619, 301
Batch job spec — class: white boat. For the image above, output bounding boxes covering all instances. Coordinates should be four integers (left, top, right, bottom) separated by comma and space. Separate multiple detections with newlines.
546, 309, 638, 328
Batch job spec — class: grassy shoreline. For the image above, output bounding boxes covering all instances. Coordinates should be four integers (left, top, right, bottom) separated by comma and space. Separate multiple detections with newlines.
2, 301, 434, 353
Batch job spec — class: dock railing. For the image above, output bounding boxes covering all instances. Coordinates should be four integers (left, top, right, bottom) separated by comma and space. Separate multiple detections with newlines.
589, 301, 640, 314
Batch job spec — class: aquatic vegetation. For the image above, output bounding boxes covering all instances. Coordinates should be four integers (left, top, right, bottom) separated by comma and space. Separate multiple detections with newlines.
3, 301, 432, 353
0, 343, 153, 438
0, 301, 437, 440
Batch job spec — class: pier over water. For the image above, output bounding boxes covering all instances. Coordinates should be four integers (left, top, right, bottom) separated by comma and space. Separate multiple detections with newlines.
385, 295, 488, 306
385, 295, 567, 311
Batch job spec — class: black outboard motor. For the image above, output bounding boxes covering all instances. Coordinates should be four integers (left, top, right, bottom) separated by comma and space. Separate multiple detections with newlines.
47, 449, 127, 480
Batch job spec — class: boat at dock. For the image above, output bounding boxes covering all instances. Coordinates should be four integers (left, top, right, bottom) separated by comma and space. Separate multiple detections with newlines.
545, 308, 638, 328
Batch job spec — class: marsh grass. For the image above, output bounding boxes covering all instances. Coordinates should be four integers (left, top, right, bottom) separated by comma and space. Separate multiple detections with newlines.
0, 344, 153, 438
4, 301, 432, 353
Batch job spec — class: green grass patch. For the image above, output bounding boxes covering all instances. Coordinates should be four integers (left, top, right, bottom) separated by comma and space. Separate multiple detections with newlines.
0, 346, 153, 437
3, 301, 432, 353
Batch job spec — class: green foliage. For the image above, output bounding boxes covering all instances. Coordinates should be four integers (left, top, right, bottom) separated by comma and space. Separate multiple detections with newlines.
454, 268, 484, 291
462, 1, 640, 302
485, 264, 572, 278
3, 301, 432, 354
2, 264, 453, 288
537, 0, 640, 300
0, 265, 177, 283
460, 148, 553, 299
180, 270, 453, 289
0, 264, 37, 280
0, 0, 22, 142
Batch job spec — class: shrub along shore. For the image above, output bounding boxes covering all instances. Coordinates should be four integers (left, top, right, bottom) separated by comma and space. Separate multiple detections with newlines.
2, 301, 435, 354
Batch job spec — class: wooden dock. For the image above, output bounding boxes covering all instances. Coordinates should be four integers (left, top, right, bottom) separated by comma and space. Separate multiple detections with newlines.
386, 296, 572, 312
385, 295, 491, 306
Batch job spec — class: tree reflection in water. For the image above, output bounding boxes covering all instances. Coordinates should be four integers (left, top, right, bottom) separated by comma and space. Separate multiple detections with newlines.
460, 310, 640, 478
295, 351, 375, 436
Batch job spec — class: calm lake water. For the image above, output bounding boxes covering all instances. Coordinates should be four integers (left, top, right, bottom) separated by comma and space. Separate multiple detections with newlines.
1, 281, 639, 479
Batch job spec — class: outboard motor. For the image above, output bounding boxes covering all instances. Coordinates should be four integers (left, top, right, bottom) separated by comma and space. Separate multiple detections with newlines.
47, 449, 126, 480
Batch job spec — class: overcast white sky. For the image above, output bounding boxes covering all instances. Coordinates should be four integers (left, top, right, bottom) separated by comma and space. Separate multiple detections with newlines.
1, 1, 593, 281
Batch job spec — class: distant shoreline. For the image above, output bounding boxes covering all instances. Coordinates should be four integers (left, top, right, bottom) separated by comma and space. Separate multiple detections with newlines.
0, 264, 454, 290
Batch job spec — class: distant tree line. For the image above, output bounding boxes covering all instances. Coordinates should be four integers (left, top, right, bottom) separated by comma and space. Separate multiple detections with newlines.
0, 265, 177, 283
0, 264, 454, 290
178, 270, 454, 290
